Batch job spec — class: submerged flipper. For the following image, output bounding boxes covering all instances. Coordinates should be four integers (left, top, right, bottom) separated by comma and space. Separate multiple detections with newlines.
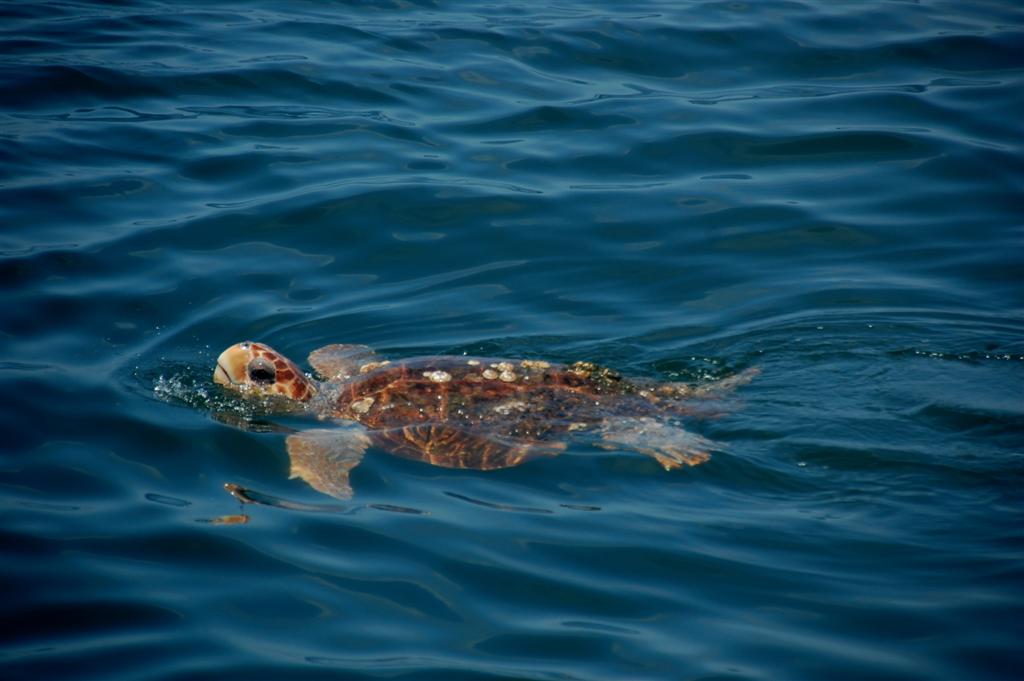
644, 367, 760, 419
286, 426, 371, 499
307, 344, 381, 380
210, 410, 299, 434
691, 367, 760, 398
599, 417, 715, 469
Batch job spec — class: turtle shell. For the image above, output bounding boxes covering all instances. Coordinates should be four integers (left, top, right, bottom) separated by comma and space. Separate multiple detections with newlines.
321, 356, 656, 470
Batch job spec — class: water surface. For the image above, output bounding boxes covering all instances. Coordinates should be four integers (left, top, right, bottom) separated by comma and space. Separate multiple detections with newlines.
2, 1, 1023, 680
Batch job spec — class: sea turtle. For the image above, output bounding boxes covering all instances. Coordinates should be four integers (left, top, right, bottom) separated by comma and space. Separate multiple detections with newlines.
213, 341, 757, 500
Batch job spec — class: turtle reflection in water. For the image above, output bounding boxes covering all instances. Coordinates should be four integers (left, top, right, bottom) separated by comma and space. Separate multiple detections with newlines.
213, 341, 758, 500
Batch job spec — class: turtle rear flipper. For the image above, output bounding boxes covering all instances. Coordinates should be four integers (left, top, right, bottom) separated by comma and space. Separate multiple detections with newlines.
286, 426, 371, 499
692, 367, 760, 398
598, 417, 714, 469
646, 367, 760, 418
308, 344, 381, 380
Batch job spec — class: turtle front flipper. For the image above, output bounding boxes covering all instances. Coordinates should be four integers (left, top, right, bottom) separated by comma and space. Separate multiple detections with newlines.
286, 426, 371, 499
308, 344, 383, 380
598, 417, 715, 470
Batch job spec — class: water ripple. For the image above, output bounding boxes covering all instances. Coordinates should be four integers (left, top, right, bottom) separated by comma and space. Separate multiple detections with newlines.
2, 1, 1023, 680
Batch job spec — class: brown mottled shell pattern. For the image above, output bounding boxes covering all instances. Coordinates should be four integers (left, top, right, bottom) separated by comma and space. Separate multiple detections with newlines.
325, 356, 677, 470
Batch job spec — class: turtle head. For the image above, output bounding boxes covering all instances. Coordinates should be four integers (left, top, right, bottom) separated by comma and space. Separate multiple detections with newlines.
213, 341, 316, 402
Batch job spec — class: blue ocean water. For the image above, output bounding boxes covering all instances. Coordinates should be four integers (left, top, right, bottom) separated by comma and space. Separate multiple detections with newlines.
2, 1, 1023, 679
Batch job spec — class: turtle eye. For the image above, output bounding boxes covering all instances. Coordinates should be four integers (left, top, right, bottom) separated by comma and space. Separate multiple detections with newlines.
247, 358, 277, 384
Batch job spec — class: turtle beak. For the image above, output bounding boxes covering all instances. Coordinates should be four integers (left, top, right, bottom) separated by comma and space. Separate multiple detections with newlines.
213, 344, 249, 388
213, 362, 232, 386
